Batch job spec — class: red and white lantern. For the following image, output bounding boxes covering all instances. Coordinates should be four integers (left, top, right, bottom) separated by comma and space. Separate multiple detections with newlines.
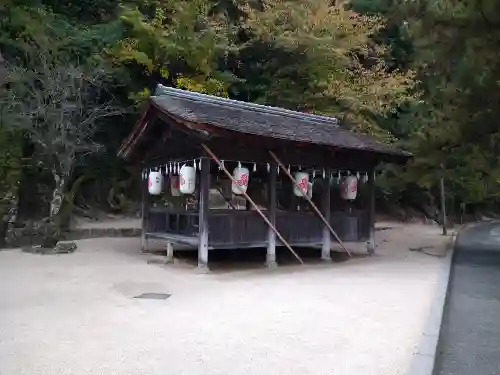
179, 165, 196, 195
341, 175, 358, 200
170, 176, 181, 197
293, 172, 309, 197
232, 165, 250, 195
148, 171, 163, 195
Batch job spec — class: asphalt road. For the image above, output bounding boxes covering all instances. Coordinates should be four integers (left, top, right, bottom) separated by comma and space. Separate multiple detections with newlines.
434, 221, 500, 375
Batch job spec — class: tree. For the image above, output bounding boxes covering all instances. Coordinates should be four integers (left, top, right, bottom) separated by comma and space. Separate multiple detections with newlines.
8, 0, 495, 228
0, 55, 23, 245
6, 46, 123, 241
106, 0, 239, 101
41, 0, 120, 23
233, 0, 418, 138
397, 0, 500, 213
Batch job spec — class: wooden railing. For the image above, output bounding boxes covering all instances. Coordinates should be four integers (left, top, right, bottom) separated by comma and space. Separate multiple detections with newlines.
147, 208, 370, 246
147, 208, 199, 236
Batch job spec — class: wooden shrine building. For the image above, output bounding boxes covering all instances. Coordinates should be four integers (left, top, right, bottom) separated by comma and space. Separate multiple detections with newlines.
118, 84, 411, 270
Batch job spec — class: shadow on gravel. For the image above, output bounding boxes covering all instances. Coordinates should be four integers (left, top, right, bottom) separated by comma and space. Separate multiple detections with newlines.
142, 242, 374, 274
168, 246, 354, 272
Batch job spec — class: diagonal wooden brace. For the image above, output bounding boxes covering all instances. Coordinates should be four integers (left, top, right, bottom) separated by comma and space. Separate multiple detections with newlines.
201, 144, 304, 265
269, 151, 352, 257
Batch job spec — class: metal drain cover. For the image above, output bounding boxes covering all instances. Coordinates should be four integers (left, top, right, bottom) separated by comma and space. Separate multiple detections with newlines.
133, 293, 171, 300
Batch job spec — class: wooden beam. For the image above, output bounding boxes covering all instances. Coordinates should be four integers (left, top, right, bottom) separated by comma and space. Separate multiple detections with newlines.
154, 110, 213, 141
201, 143, 304, 265
321, 168, 332, 261
367, 169, 376, 255
118, 102, 152, 158
266, 160, 278, 268
269, 151, 352, 257
202, 137, 379, 170
198, 157, 210, 271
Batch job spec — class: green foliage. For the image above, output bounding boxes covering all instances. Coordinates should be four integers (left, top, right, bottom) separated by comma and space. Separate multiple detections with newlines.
3, 0, 500, 225
395, 0, 500, 211
232, 0, 418, 138
106, 0, 237, 99
41, 0, 120, 23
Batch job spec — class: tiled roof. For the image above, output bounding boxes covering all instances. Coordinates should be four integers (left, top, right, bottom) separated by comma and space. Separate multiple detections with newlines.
118, 84, 412, 160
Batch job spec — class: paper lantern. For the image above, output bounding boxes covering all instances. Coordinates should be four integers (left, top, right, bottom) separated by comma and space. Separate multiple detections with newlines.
232, 166, 250, 195
340, 175, 358, 200
148, 171, 163, 195
170, 176, 181, 197
293, 172, 309, 197
179, 165, 196, 194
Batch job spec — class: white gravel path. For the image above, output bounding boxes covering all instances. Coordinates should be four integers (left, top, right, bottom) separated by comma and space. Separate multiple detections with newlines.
0, 224, 447, 375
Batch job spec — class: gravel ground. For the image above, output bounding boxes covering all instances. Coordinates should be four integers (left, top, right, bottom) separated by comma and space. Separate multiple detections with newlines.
0, 224, 448, 375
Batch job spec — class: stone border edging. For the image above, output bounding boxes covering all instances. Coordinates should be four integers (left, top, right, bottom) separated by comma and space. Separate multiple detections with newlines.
406, 233, 457, 375
2, 227, 141, 249
64, 227, 141, 241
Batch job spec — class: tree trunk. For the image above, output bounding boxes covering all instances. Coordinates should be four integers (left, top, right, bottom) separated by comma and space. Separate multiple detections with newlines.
0, 191, 19, 247
0, 52, 7, 87
50, 173, 65, 218
42, 173, 66, 248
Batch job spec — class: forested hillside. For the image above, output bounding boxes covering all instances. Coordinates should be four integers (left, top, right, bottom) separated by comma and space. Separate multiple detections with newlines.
0, 0, 499, 242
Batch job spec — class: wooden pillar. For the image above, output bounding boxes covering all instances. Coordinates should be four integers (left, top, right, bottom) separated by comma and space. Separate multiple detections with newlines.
266, 160, 278, 268
321, 168, 332, 261
367, 169, 376, 255
198, 157, 210, 271
140, 168, 149, 253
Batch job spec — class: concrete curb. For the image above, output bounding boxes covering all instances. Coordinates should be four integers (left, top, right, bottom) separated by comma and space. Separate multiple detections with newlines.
407, 235, 455, 375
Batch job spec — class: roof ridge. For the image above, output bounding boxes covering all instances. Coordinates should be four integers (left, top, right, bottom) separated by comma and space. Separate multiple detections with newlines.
154, 84, 339, 127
